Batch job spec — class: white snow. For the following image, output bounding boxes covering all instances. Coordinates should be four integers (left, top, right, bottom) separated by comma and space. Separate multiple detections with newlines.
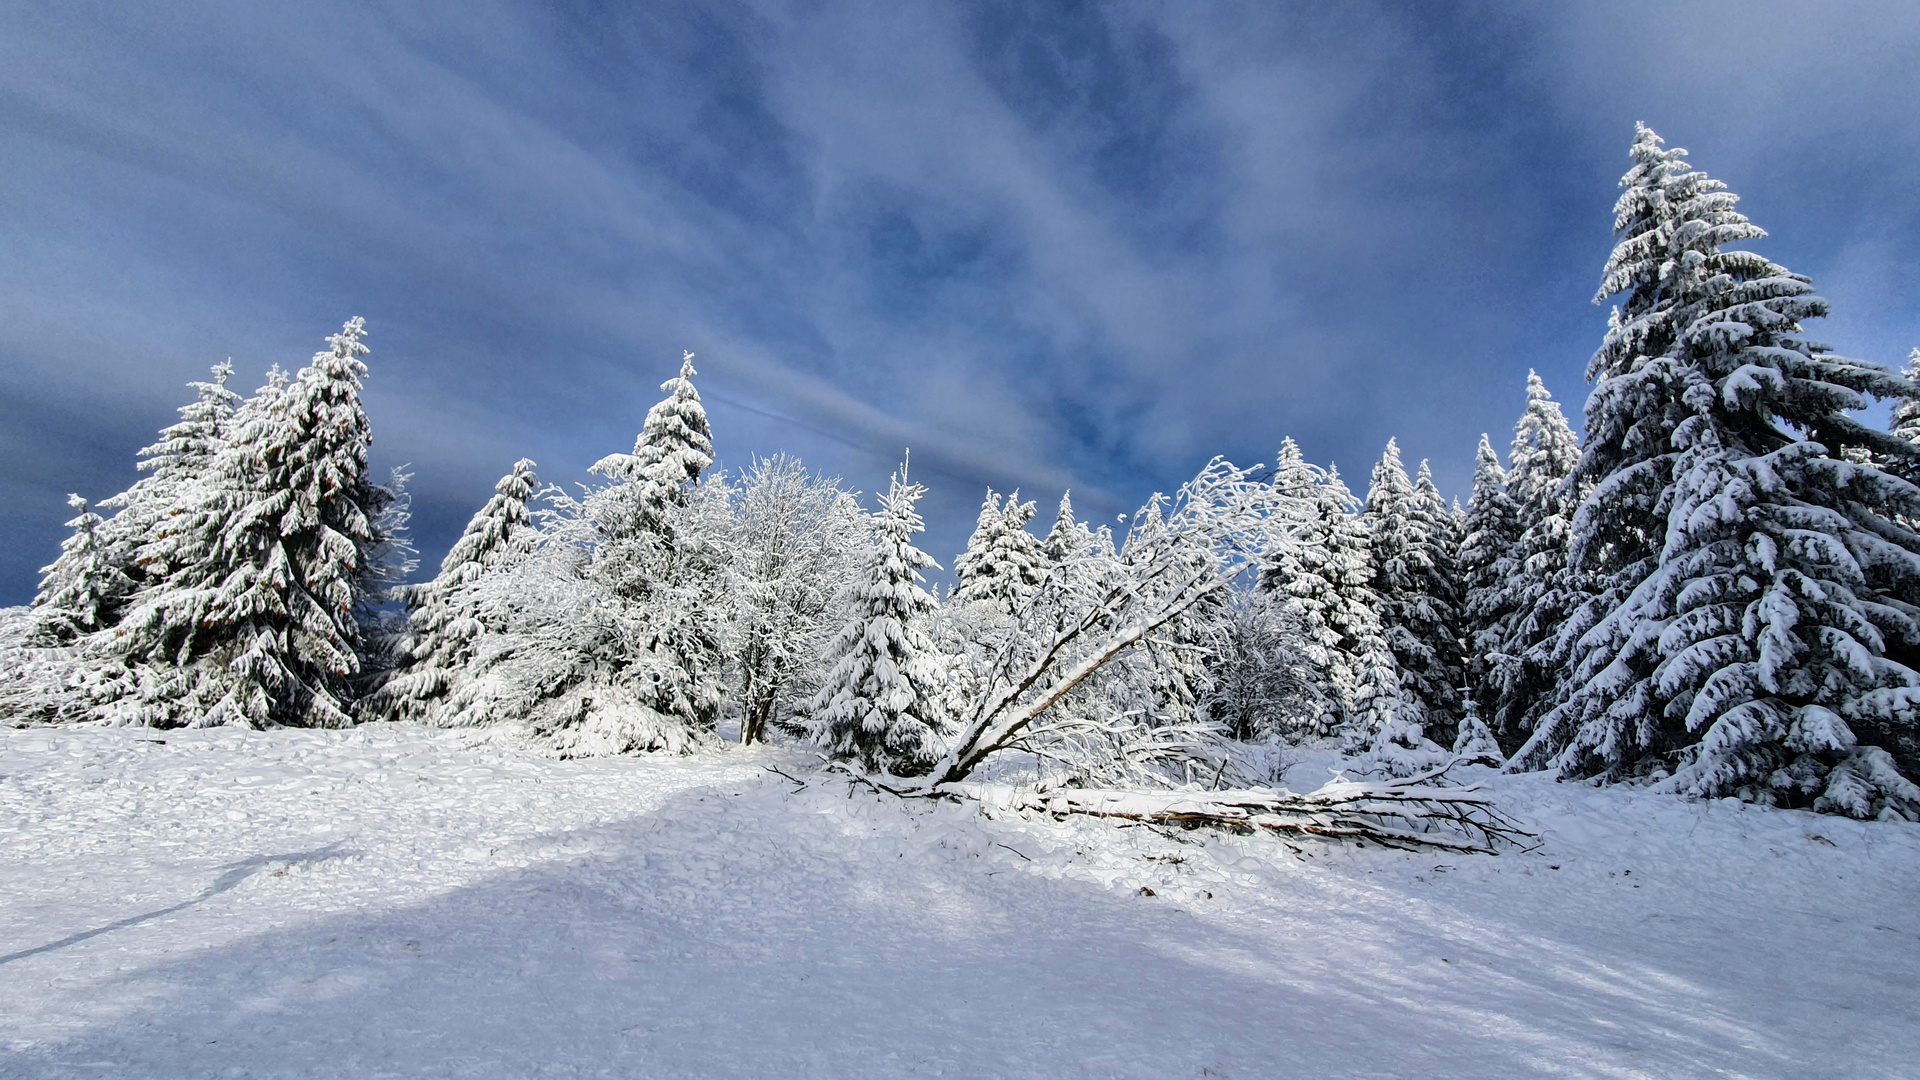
3, 725, 1917, 1078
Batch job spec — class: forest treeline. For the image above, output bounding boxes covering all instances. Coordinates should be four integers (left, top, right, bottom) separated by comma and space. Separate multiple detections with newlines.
9, 125, 1920, 821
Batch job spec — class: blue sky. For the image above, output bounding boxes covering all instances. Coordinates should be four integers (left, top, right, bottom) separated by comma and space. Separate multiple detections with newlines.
3, 1, 1917, 600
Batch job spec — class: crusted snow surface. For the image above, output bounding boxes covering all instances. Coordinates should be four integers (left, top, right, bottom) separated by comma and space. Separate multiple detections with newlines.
2, 727, 1916, 1079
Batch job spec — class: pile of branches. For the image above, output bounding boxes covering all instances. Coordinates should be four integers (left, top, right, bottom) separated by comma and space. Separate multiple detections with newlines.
939, 762, 1535, 853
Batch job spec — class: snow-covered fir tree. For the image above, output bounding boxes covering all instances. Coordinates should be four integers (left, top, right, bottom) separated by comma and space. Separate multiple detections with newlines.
1264, 437, 1327, 573
1517, 125, 1920, 818
1260, 461, 1397, 740
583, 350, 718, 648
113, 318, 400, 729
32, 495, 128, 643
952, 489, 1043, 611
1459, 433, 1521, 725
96, 362, 241, 610
1364, 440, 1462, 742
590, 350, 714, 532
1451, 693, 1503, 764
120, 365, 293, 657
1410, 458, 1466, 737
380, 458, 540, 720
1484, 372, 1582, 745
1041, 490, 1082, 566
810, 459, 947, 776
1271, 437, 1319, 503
997, 492, 1044, 594
448, 355, 723, 754
951, 490, 1005, 602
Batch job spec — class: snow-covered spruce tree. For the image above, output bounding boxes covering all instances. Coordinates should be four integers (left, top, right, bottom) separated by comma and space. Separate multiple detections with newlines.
1516, 126, 1920, 818
1459, 433, 1521, 723
32, 495, 129, 643
945, 489, 1049, 705
1364, 440, 1462, 742
1484, 373, 1582, 745
584, 350, 717, 628
111, 319, 400, 728
1260, 462, 1397, 740
1042, 490, 1083, 565
590, 350, 714, 531
996, 492, 1044, 590
718, 454, 870, 744
1411, 459, 1466, 731
1264, 437, 1326, 573
447, 354, 724, 754
1271, 437, 1320, 505
1451, 693, 1503, 764
379, 458, 540, 721
118, 365, 292, 663
951, 489, 1043, 612
951, 490, 1003, 601
95, 362, 242, 611
809, 460, 947, 776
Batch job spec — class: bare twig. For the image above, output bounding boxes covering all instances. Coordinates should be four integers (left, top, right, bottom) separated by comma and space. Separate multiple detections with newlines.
763, 765, 809, 790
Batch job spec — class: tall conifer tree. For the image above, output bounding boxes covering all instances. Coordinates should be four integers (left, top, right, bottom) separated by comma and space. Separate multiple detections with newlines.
1519, 126, 1920, 818
1411, 458, 1466, 739
98, 362, 241, 608
1486, 373, 1582, 743
382, 459, 540, 719
952, 489, 1043, 611
810, 460, 946, 775
993, 491, 1044, 600
1262, 462, 1397, 739
1460, 434, 1520, 725
442, 356, 721, 752
590, 351, 714, 534
1365, 440, 1460, 739
117, 319, 394, 728
33, 495, 128, 642
1042, 490, 1081, 565
951, 490, 1004, 605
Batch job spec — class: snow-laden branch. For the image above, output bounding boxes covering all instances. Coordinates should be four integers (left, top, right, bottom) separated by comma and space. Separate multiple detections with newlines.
907, 458, 1286, 791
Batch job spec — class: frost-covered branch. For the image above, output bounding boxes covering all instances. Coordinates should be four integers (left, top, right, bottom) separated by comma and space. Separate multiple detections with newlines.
908, 458, 1287, 790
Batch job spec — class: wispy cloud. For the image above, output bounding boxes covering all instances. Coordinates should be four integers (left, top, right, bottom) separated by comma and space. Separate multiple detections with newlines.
1, 0, 1915, 597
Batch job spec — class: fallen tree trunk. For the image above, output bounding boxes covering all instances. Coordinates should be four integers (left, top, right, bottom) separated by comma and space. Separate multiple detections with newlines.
932, 768, 1536, 853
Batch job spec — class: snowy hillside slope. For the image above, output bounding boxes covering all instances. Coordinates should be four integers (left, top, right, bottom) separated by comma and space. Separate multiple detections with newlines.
2, 725, 1916, 1079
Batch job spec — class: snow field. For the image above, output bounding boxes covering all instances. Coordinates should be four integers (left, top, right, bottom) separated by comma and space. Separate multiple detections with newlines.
2, 725, 1917, 1078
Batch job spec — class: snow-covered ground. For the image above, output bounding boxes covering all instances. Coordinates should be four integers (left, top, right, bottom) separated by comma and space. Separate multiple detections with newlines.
2, 725, 1916, 1079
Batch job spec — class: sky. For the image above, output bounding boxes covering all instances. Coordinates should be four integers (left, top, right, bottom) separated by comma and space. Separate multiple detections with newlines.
2, 0, 1918, 602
